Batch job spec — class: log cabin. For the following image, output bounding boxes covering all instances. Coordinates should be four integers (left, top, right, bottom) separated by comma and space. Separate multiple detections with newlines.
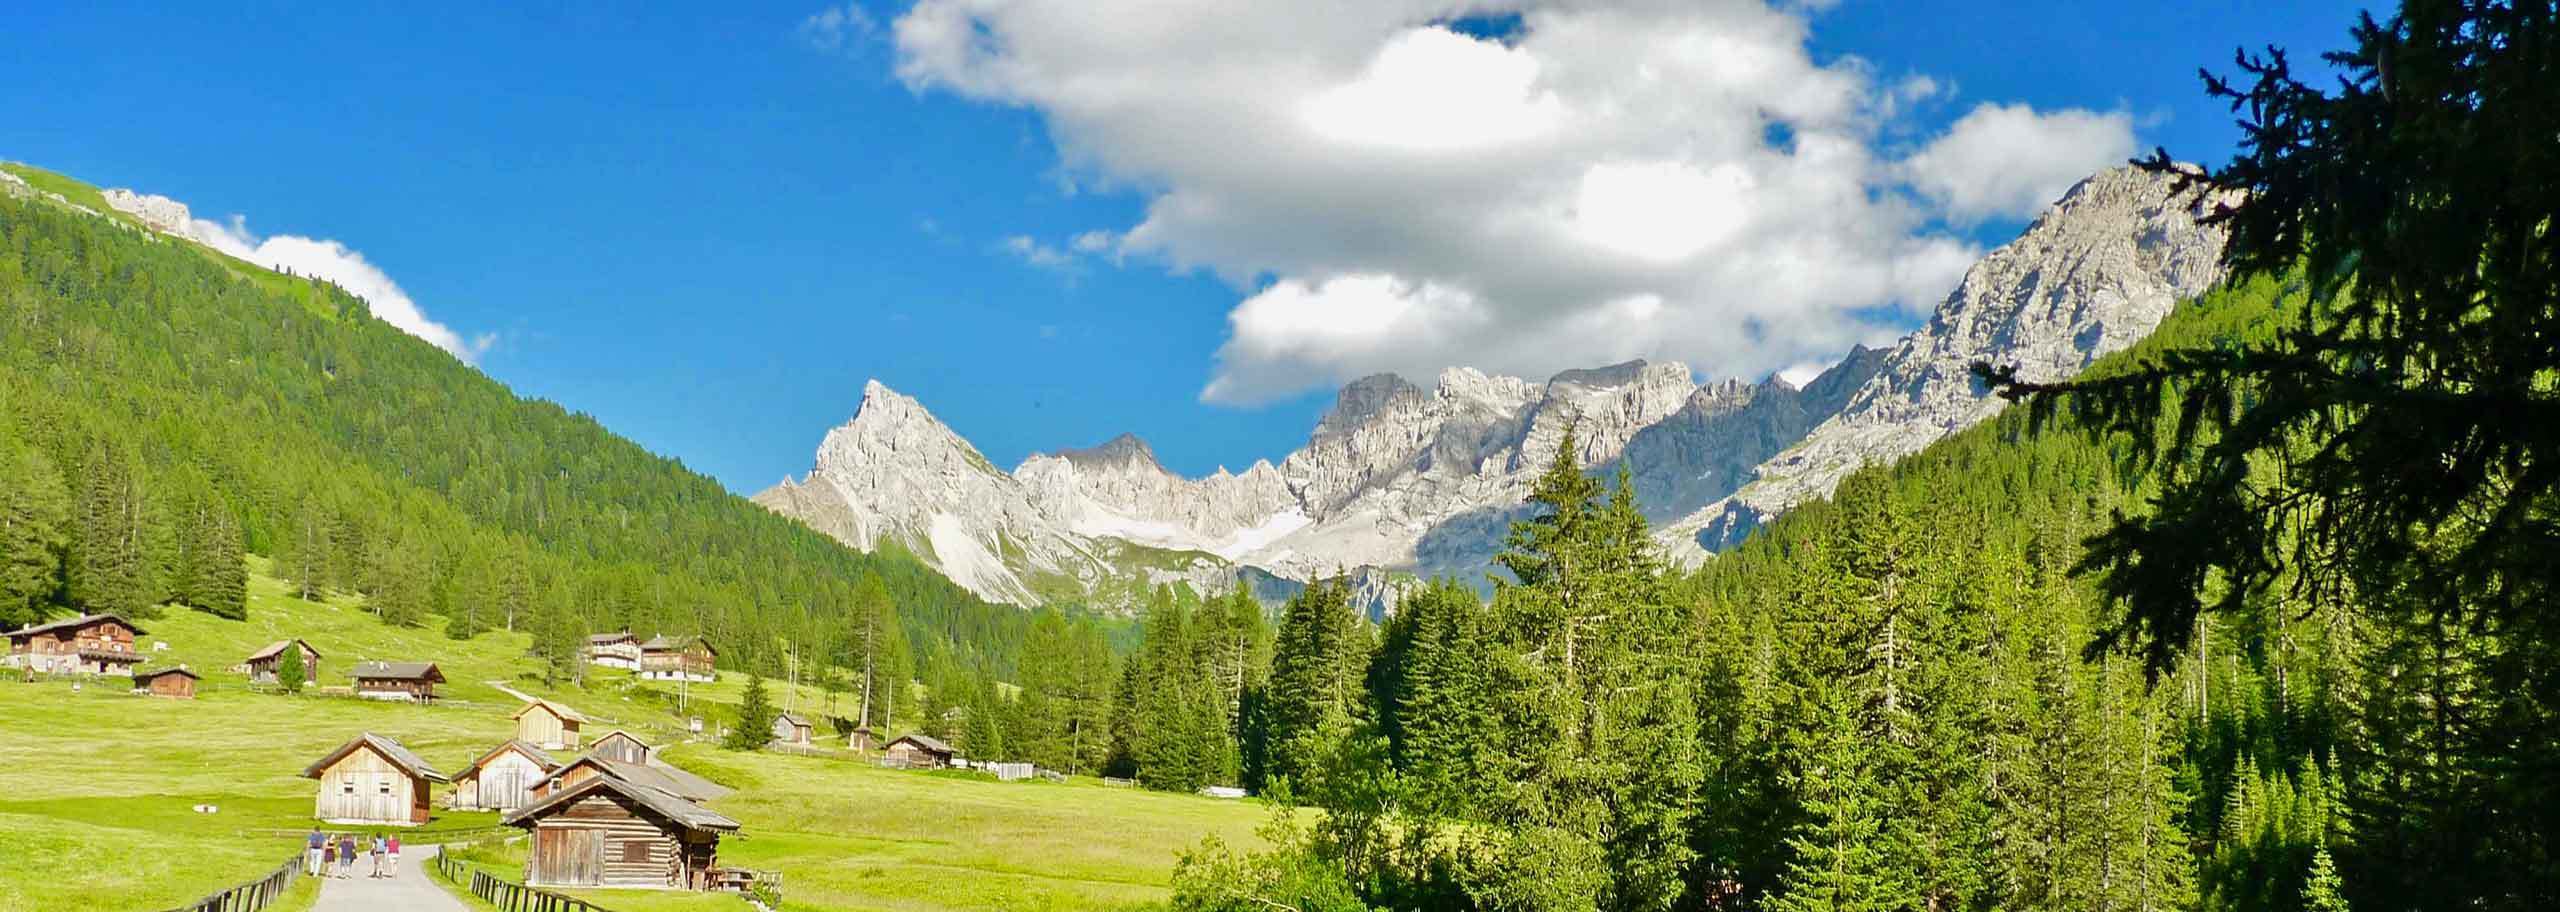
585, 632, 643, 671
302, 732, 448, 826
771, 712, 813, 746
351, 661, 444, 702
3, 613, 146, 676
132, 667, 199, 699
452, 740, 559, 813
513, 699, 588, 750
883, 733, 956, 769
238, 639, 321, 686
638, 636, 716, 683
588, 729, 653, 764
532, 754, 730, 804
503, 770, 738, 890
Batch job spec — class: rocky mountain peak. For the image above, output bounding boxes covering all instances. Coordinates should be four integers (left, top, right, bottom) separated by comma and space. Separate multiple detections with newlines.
1317, 372, 1429, 438
1057, 432, 1167, 475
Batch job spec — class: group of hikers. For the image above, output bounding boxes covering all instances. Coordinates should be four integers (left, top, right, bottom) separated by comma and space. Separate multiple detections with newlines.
303, 828, 401, 879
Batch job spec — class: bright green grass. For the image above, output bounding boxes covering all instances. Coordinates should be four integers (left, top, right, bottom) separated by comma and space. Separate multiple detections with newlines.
0, 565, 1270, 912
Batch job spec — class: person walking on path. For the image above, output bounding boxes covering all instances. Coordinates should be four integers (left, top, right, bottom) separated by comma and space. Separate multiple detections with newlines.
337, 834, 357, 878
305, 827, 324, 876
386, 834, 401, 876
312, 843, 469, 912
368, 834, 386, 878
321, 835, 337, 877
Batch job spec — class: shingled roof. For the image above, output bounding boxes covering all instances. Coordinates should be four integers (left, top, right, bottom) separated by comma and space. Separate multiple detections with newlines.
458, 739, 560, 778
889, 733, 955, 755
302, 732, 449, 783
351, 661, 444, 682
502, 769, 738, 833
3, 613, 146, 639
535, 754, 731, 802
511, 698, 588, 724
245, 639, 321, 662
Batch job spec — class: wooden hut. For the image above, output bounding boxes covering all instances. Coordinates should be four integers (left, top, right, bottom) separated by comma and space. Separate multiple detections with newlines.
3, 613, 146, 676
452, 740, 559, 813
585, 633, 643, 671
132, 667, 199, 699
503, 770, 738, 890
883, 733, 955, 769
351, 661, 444, 702
638, 635, 717, 683
589, 730, 653, 764
513, 699, 588, 750
532, 754, 730, 804
848, 726, 876, 752
302, 732, 448, 826
771, 712, 813, 746
238, 639, 321, 686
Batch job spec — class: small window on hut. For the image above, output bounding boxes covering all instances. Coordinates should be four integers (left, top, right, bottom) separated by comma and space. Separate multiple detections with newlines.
378, 780, 393, 796
342, 780, 356, 796
621, 841, 650, 864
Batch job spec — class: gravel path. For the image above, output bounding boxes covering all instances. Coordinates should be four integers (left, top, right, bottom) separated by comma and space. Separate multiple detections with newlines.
311, 842, 468, 912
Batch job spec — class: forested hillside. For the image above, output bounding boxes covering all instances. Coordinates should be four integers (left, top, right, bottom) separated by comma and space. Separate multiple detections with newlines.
0, 166, 1043, 680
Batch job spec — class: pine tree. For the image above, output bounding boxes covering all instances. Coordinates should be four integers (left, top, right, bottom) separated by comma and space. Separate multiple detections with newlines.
728, 673, 778, 750
1264, 580, 1365, 790
189, 503, 246, 619
2302, 847, 2349, 912
0, 440, 72, 628
276, 641, 306, 694
67, 444, 152, 617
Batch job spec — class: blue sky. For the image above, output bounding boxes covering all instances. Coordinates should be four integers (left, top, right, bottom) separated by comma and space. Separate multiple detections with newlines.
2, 1, 2361, 490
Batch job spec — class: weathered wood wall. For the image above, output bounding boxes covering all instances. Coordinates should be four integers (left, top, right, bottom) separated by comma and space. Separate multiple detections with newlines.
314, 745, 427, 825
456, 751, 547, 812
525, 794, 691, 888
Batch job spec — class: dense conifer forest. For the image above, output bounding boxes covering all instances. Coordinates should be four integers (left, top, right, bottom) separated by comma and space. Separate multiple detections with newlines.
0, 177, 1047, 683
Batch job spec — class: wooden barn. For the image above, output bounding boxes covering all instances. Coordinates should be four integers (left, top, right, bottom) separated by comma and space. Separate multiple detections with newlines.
638, 635, 717, 683
771, 712, 813, 746
588, 730, 653, 764
132, 667, 199, 699
883, 733, 955, 769
3, 613, 146, 676
848, 726, 876, 752
352, 661, 444, 702
513, 699, 588, 750
238, 639, 321, 686
503, 770, 738, 890
452, 740, 559, 813
586, 632, 643, 671
302, 732, 448, 826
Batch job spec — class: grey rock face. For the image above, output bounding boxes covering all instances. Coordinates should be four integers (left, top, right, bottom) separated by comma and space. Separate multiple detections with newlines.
756, 166, 2228, 611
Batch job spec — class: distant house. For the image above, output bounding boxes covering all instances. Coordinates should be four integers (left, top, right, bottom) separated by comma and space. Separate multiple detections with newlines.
132, 667, 199, 699
585, 632, 643, 671
513, 699, 588, 750
452, 740, 559, 813
238, 639, 321, 686
588, 729, 653, 765
848, 726, 876, 752
504, 766, 738, 890
302, 732, 448, 826
351, 662, 444, 702
638, 635, 716, 683
771, 712, 812, 746
3, 613, 147, 676
882, 733, 955, 769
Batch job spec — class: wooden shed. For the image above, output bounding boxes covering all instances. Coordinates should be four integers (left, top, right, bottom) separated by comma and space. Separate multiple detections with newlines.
639, 635, 717, 683
351, 661, 444, 702
771, 712, 813, 746
3, 613, 147, 676
238, 639, 321, 686
883, 733, 955, 769
453, 740, 559, 813
503, 771, 738, 890
132, 667, 199, 699
513, 699, 588, 750
589, 730, 653, 764
302, 732, 448, 826
532, 754, 730, 804
586, 632, 643, 671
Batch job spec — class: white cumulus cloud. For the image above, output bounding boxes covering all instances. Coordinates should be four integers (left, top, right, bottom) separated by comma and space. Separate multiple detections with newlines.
190, 215, 491, 362
882, 0, 2143, 404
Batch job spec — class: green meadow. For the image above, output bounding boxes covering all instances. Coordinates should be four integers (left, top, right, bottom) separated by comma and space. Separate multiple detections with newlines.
0, 566, 1265, 912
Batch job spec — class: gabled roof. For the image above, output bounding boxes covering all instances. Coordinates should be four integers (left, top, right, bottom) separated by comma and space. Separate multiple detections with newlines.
586, 632, 639, 645
639, 634, 717, 655
888, 733, 955, 755
591, 729, 653, 750
246, 639, 321, 662
134, 667, 200, 681
4, 613, 145, 639
459, 739, 560, 778
351, 661, 444, 683
775, 712, 809, 727
302, 732, 449, 783
503, 768, 737, 833
538, 754, 731, 802
511, 698, 588, 724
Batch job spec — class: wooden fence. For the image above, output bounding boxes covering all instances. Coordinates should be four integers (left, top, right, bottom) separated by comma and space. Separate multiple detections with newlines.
431, 850, 617, 912
152, 852, 300, 912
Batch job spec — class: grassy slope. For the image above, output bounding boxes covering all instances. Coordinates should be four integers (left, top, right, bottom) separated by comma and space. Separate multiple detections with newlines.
0, 565, 1266, 912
